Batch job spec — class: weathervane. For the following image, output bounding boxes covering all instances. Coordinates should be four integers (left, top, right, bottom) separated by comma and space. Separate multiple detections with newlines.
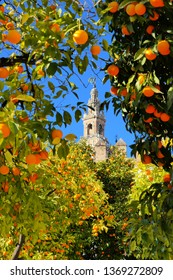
88, 77, 96, 88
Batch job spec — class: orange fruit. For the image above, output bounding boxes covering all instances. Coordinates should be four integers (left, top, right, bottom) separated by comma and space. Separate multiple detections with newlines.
138, 74, 146, 84
10, 94, 18, 104
149, 11, 159, 21
12, 167, 20, 176
163, 173, 171, 183
2, 34, 7, 42
157, 40, 170, 55
142, 86, 154, 97
2, 182, 9, 193
6, 30, 21, 44
145, 104, 156, 114
28, 141, 40, 151
153, 109, 161, 118
0, 67, 9, 78
145, 48, 157, 60
37, 68, 44, 76
26, 154, 38, 164
50, 23, 60, 32
0, 123, 11, 138
121, 25, 132, 35
160, 113, 170, 122
144, 117, 153, 123
39, 150, 49, 160
0, 165, 10, 175
21, 84, 29, 91
19, 115, 29, 122
51, 129, 63, 139
126, 4, 136, 16
108, 1, 119, 13
107, 64, 119, 76
73, 30, 88, 45
146, 25, 155, 34
6, 22, 15, 30
14, 65, 24, 73
29, 173, 38, 183
149, 0, 164, 7
120, 88, 128, 97
0, 5, 5, 13
142, 154, 152, 164
157, 150, 164, 158
135, 3, 146, 15
110, 86, 118, 95
90, 45, 101, 56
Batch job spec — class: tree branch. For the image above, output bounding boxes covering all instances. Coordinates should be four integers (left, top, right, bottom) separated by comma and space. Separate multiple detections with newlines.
0, 54, 36, 67
11, 234, 25, 260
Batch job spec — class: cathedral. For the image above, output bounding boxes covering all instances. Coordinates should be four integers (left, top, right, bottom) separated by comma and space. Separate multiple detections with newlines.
82, 83, 127, 162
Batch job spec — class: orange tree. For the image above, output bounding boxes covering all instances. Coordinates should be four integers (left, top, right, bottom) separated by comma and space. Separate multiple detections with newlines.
0, 0, 110, 259
0, 141, 114, 259
125, 162, 173, 259
83, 147, 135, 260
95, 1, 173, 258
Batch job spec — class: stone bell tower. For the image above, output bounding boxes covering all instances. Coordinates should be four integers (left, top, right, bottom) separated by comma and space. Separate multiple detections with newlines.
83, 81, 109, 162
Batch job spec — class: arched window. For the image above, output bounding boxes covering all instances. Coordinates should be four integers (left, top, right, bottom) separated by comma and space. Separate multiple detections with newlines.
87, 123, 92, 135
98, 124, 103, 135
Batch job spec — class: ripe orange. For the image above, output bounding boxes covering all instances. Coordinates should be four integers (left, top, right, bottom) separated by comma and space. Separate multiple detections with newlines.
144, 117, 153, 123
149, 0, 164, 7
157, 150, 164, 159
142, 86, 154, 97
138, 74, 145, 84
146, 25, 155, 34
0, 5, 5, 13
145, 104, 156, 114
73, 30, 88, 45
121, 25, 132, 35
107, 64, 119, 76
153, 109, 161, 118
26, 154, 38, 164
160, 113, 170, 122
168, 183, 173, 190
0, 123, 11, 138
10, 94, 18, 104
126, 4, 136, 16
6, 22, 15, 30
0, 67, 9, 78
6, 30, 21, 44
120, 88, 128, 97
29, 173, 38, 183
21, 84, 29, 91
39, 150, 49, 160
0, 165, 10, 175
142, 154, 152, 164
163, 173, 171, 183
108, 1, 119, 13
2, 182, 9, 193
145, 48, 157, 60
51, 129, 63, 139
50, 23, 60, 32
149, 11, 159, 21
110, 86, 118, 95
135, 3, 146, 15
157, 40, 170, 55
12, 167, 20, 176
90, 45, 101, 56
14, 65, 24, 73
19, 115, 29, 122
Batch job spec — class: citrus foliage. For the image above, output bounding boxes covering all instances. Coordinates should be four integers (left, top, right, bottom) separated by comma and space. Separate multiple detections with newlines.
83, 147, 134, 259
126, 162, 173, 259
98, 0, 173, 170
0, 143, 113, 259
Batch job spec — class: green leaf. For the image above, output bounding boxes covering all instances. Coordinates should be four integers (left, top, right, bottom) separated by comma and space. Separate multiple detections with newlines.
48, 81, 55, 93
46, 62, 57, 76
63, 111, 72, 125
119, 0, 136, 9
21, 13, 30, 24
75, 109, 82, 122
17, 95, 35, 102
130, 240, 136, 251
58, 144, 69, 159
167, 87, 173, 110
65, 133, 77, 141
5, 150, 13, 164
56, 112, 63, 126
134, 48, 145, 61
52, 137, 61, 145
102, 39, 109, 51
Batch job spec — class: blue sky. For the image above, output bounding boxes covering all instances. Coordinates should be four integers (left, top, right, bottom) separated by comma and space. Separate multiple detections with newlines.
60, 69, 135, 158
